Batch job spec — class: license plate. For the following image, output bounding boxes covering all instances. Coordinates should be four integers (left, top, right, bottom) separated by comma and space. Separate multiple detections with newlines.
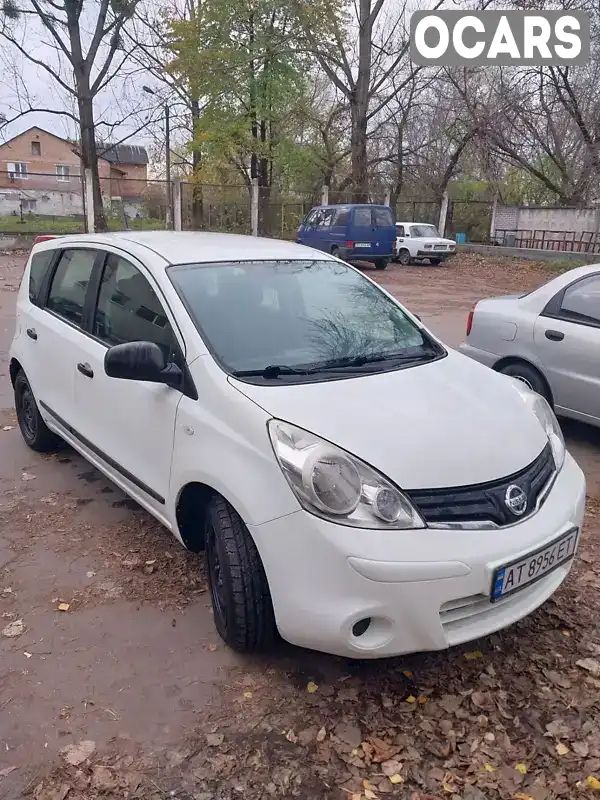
355, 242, 371, 248
434, 244, 446, 250
490, 527, 579, 602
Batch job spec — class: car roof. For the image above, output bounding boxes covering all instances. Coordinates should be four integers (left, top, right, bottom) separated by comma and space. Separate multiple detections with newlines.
319, 204, 389, 209
396, 221, 436, 227
37, 231, 328, 266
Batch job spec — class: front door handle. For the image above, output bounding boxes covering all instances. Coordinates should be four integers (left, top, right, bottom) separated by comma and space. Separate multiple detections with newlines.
77, 362, 94, 378
26, 328, 37, 340
545, 329, 565, 341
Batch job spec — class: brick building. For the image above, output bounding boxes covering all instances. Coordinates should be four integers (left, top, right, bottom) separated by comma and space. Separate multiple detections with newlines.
0, 126, 149, 217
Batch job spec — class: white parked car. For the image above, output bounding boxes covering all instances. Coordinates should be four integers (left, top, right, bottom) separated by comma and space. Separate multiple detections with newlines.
460, 265, 600, 428
394, 222, 457, 265
10, 232, 585, 658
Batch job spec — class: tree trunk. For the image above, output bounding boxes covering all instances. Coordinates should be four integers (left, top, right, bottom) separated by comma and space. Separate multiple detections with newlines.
389, 121, 404, 208
350, 0, 373, 203
191, 97, 204, 228
78, 93, 107, 232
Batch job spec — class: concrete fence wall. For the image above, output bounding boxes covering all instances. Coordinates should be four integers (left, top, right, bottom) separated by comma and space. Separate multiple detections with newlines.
495, 205, 600, 234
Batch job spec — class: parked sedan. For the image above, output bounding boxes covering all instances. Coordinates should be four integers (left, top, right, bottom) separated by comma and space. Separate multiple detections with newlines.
460, 265, 600, 428
394, 222, 456, 265
10, 232, 585, 658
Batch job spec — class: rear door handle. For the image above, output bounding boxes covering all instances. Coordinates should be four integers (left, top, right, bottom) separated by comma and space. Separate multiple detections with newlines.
26, 328, 37, 340
545, 329, 565, 341
77, 362, 94, 378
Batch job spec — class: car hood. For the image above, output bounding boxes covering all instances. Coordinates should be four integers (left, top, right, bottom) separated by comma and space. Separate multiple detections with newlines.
230, 350, 549, 490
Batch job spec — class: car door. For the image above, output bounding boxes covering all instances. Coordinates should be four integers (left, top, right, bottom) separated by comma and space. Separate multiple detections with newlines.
350, 206, 375, 254
71, 250, 186, 516
21, 247, 100, 431
534, 272, 600, 421
314, 207, 336, 252
329, 207, 349, 253
297, 209, 318, 247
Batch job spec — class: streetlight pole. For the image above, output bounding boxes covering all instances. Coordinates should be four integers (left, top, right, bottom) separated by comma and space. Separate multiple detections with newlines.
143, 86, 172, 227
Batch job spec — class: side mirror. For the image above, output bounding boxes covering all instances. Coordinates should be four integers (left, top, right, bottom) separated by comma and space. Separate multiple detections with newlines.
104, 341, 182, 389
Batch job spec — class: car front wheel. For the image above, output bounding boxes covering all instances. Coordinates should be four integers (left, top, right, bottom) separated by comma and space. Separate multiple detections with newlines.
205, 495, 276, 652
14, 370, 61, 452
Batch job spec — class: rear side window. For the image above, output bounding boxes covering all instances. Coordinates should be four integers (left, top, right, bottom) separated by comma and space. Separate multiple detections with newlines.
396, 225, 405, 237
353, 208, 372, 226
46, 249, 97, 327
559, 275, 600, 325
373, 207, 394, 227
28, 251, 54, 305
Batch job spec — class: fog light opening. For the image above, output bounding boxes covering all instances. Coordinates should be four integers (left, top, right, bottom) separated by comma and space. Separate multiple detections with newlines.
352, 617, 372, 637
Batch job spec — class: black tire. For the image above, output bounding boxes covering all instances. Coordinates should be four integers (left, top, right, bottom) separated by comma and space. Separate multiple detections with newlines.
374, 258, 389, 270
498, 362, 551, 403
397, 248, 411, 265
205, 495, 276, 653
14, 370, 61, 452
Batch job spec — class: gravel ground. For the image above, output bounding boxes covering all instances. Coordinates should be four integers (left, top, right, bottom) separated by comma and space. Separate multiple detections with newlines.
1, 250, 600, 800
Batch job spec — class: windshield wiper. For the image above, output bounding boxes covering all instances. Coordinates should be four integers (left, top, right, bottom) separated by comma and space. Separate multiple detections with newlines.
232, 364, 317, 378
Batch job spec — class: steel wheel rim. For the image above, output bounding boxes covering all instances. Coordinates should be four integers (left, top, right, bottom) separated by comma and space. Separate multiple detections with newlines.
17, 383, 37, 440
514, 375, 534, 391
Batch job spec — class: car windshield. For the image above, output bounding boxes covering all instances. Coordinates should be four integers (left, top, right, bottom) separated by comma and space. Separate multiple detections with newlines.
168, 260, 444, 383
410, 225, 439, 238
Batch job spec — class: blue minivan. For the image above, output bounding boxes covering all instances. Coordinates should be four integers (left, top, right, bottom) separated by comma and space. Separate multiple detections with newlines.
296, 204, 396, 270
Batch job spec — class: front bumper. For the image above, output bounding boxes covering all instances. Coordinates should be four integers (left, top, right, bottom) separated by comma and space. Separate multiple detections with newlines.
339, 248, 393, 262
250, 452, 585, 658
416, 249, 455, 258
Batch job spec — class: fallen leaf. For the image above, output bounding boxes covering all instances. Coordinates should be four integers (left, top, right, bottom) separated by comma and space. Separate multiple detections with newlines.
206, 733, 224, 746
483, 763, 495, 772
389, 774, 403, 785
381, 759, 402, 777
2, 619, 24, 637
402, 669, 413, 678
515, 763, 528, 774
364, 790, 377, 800
21, 472, 36, 481
556, 743, 570, 756
57, 603, 70, 612
86, 571, 96, 579
514, 794, 534, 800
2, 425, 14, 431
562, 630, 570, 636
307, 681, 318, 693
316, 727, 327, 742
577, 658, 600, 677
417, 696, 428, 704
285, 729, 298, 743
464, 650, 484, 660
351, 795, 362, 800
335, 723, 362, 749
243, 691, 253, 698
60, 740, 96, 766
23, 651, 32, 658
573, 741, 589, 757
0, 766, 17, 779
405, 695, 417, 703
586, 776, 600, 791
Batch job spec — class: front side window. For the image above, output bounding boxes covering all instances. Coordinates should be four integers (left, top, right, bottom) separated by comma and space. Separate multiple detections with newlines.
559, 275, 600, 325
28, 250, 54, 305
47, 249, 97, 326
168, 260, 444, 383
303, 210, 318, 226
316, 209, 335, 228
93, 254, 175, 358
410, 224, 439, 238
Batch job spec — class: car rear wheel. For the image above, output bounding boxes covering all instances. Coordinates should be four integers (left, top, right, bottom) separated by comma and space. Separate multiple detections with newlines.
205, 495, 276, 653
14, 370, 61, 452
397, 248, 411, 265
498, 362, 551, 403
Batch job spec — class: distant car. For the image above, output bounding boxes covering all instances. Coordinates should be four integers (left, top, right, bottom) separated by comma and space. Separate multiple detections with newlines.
460, 265, 600, 428
394, 222, 456, 265
296, 204, 396, 270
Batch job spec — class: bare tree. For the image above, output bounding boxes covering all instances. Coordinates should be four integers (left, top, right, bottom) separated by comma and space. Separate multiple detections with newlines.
1, 0, 141, 231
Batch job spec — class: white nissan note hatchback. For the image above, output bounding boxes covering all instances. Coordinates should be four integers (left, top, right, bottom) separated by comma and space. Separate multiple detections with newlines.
9, 232, 586, 658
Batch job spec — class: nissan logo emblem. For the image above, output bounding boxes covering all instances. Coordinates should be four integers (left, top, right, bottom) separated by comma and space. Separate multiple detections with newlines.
505, 484, 528, 516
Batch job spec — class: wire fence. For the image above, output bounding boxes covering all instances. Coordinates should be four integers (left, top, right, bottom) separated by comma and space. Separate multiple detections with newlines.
0, 169, 494, 242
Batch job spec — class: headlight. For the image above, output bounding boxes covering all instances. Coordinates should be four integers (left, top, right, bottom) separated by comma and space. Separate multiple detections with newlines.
268, 420, 425, 529
510, 381, 565, 470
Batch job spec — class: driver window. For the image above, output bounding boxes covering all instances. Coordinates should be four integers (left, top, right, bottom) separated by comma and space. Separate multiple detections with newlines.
93, 253, 176, 360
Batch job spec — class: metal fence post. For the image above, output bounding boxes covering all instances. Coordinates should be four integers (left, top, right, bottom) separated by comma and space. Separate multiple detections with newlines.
173, 178, 182, 232
384, 189, 391, 207
84, 168, 95, 233
490, 195, 498, 242
438, 191, 449, 237
251, 178, 259, 236
321, 185, 329, 206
